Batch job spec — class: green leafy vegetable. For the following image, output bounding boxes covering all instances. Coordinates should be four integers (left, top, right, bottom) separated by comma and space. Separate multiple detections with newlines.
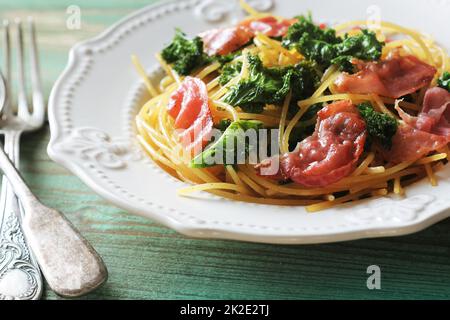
331, 30, 384, 71
161, 29, 246, 76
161, 29, 212, 76
216, 119, 232, 132
190, 120, 264, 168
215, 51, 243, 66
219, 61, 243, 86
282, 15, 340, 50
358, 102, 398, 149
236, 102, 266, 114
283, 15, 384, 71
224, 55, 320, 113
282, 15, 340, 68
438, 71, 450, 92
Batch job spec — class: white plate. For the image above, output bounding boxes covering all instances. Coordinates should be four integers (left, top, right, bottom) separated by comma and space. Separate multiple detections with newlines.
48, 0, 450, 244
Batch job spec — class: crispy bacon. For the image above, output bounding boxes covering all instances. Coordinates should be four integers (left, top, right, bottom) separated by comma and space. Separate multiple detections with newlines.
239, 16, 296, 38
256, 101, 367, 187
335, 51, 437, 98
385, 87, 450, 164
420, 87, 450, 136
167, 77, 213, 155
396, 87, 450, 137
384, 125, 448, 164
200, 26, 254, 56
200, 17, 296, 56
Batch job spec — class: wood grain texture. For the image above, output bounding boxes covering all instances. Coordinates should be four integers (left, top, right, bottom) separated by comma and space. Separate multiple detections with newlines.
1, 0, 450, 300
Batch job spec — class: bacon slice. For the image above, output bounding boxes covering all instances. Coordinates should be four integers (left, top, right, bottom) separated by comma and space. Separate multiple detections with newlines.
257, 101, 367, 187
396, 88, 450, 137
200, 26, 254, 56
200, 17, 295, 56
385, 87, 450, 164
239, 16, 296, 38
384, 125, 448, 164
421, 87, 450, 136
335, 52, 437, 98
167, 77, 213, 155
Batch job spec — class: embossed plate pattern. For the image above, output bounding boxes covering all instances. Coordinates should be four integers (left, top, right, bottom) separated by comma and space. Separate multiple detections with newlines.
48, 0, 450, 244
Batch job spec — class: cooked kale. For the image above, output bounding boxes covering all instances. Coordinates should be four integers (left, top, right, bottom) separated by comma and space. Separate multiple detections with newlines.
238, 102, 266, 114
283, 15, 384, 71
190, 120, 264, 168
161, 29, 212, 75
438, 71, 450, 92
219, 61, 243, 86
358, 102, 398, 149
216, 119, 232, 132
215, 50, 243, 66
224, 55, 320, 113
282, 15, 340, 49
331, 30, 384, 71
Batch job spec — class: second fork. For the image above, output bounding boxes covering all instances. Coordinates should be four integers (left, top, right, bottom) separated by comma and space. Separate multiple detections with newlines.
0, 19, 43, 300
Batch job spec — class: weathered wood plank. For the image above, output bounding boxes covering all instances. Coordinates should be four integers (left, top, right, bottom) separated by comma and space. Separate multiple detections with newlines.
20, 129, 450, 300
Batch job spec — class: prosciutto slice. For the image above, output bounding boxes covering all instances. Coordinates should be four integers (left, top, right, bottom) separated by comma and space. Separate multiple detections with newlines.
256, 101, 367, 187
200, 17, 295, 56
167, 77, 213, 156
385, 87, 450, 164
200, 26, 254, 56
335, 52, 436, 98
397, 87, 450, 137
384, 125, 448, 164
239, 16, 296, 38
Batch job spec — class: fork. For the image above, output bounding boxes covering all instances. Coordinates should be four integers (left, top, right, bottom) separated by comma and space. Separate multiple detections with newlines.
0, 19, 108, 298
0, 19, 43, 300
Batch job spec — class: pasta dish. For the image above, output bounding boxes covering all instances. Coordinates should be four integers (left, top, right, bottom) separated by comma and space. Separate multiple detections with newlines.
133, 1, 450, 212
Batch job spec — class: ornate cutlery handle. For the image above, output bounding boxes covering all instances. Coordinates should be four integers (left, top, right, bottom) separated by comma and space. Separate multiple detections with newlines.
0, 141, 108, 298
0, 132, 42, 300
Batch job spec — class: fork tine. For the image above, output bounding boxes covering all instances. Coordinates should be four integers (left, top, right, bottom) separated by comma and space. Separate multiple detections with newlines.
15, 19, 30, 120
27, 18, 44, 124
0, 70, 5, 114
2, 20, 12, 115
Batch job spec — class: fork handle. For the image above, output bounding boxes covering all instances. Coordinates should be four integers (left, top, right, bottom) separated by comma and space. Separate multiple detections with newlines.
0, 131, 43, 300
0, 142, 108, 297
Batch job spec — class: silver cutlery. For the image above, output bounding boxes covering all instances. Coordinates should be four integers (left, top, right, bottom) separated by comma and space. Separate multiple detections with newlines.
0, 19, 108, 298
0, 18, 43, 300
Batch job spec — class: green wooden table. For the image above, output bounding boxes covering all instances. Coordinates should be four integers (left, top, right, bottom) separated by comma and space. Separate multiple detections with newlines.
1, 0, 450, 300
